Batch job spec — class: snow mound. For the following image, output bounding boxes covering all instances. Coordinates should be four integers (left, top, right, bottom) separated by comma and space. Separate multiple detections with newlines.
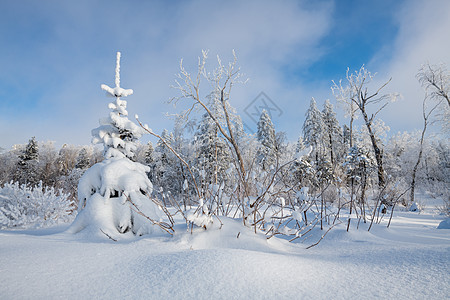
409, 202, 422, 212
176, 217, 292, 254
437, 218, 450, 229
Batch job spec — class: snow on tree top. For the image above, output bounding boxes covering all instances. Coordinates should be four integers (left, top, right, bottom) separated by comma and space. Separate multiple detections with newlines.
92, 52, 146, 159
100, 52, 133, 98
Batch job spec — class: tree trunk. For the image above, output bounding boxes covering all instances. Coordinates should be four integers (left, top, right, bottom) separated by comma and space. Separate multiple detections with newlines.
361, 164, 367, 223
328, 133, 334, 166
347, 177, 354, 232
362, 111, 385, 187
214, 127, 218, 185
349, 117, 354, 148
410, 120, 427, 203
321, 192, 324, 230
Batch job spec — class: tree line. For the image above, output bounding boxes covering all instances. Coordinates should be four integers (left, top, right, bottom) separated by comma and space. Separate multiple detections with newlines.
0, 53, 448, 239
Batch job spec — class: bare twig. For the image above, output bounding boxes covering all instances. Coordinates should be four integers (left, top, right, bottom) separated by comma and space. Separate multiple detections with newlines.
100, 229, 118, 242
306, 221, 342, 249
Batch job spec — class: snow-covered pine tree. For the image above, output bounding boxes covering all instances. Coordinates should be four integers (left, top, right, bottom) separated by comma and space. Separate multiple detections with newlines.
256, 109, 276, 170
154, 126, 190, 202
156, 129, 174, 152
296, 136, 305, 155
21, 136, 39, 162
153, 129, 175, 191
302, 98, 326, 164
322, 100, 343, 167
194, 111, 232, 188
290, 156, 315, 189
75, 148, 90, 170
143, 142, 155, 182
144, 142, 154, 166
344, 146, 374, 183
68, 52, 162, 239
15, 137, 39, 186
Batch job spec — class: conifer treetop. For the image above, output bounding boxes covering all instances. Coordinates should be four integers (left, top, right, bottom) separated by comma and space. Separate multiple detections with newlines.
101, 52, 134, 99
92, 52, 145, 159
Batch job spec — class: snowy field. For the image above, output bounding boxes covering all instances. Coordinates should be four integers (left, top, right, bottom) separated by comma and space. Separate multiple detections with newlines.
1, 203, 449, 300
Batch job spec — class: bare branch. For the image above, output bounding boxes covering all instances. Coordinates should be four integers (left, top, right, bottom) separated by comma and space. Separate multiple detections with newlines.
136, 117, 202, 199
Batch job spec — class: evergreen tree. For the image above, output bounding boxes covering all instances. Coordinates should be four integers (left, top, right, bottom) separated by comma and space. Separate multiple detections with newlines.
16, 137, 39, 185
143, 142, 155, 182
144, 142, 154, 166
302, 98, 326, 163
20, 136, 39, 162
69, 52, 161, 239
75, 148, 90, 170
256, 109, 276, 170
290, 156, 315, 189
344, 145, 375, 212
153, 129, 181, 199
322, 100, 343, 166
194, 111, 232, 186
154, 129, 174, 180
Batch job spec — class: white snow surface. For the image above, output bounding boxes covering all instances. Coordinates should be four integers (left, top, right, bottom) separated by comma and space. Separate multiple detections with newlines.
1, 205, 449, 299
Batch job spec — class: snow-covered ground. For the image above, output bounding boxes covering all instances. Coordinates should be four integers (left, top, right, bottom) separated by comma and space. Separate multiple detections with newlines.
1, 203, 449, 299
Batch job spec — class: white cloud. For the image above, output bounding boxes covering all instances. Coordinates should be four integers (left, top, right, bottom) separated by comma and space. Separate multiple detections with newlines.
17, 1, 434, 149
373, 0, 450, 134
0, 0, 334, 149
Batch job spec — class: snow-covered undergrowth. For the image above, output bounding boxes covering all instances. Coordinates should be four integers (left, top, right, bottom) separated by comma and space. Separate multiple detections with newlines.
0, 182, 74, 229
1, 199, 449, 299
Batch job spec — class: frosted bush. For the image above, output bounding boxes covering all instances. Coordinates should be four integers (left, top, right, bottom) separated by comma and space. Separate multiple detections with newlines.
0, 182, 74, 229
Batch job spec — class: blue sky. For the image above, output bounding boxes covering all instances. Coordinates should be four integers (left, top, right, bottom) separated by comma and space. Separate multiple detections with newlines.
1, 0, 449, 150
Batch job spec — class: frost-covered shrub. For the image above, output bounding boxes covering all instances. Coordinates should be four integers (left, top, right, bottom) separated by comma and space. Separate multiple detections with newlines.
0, 182, 74, 229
